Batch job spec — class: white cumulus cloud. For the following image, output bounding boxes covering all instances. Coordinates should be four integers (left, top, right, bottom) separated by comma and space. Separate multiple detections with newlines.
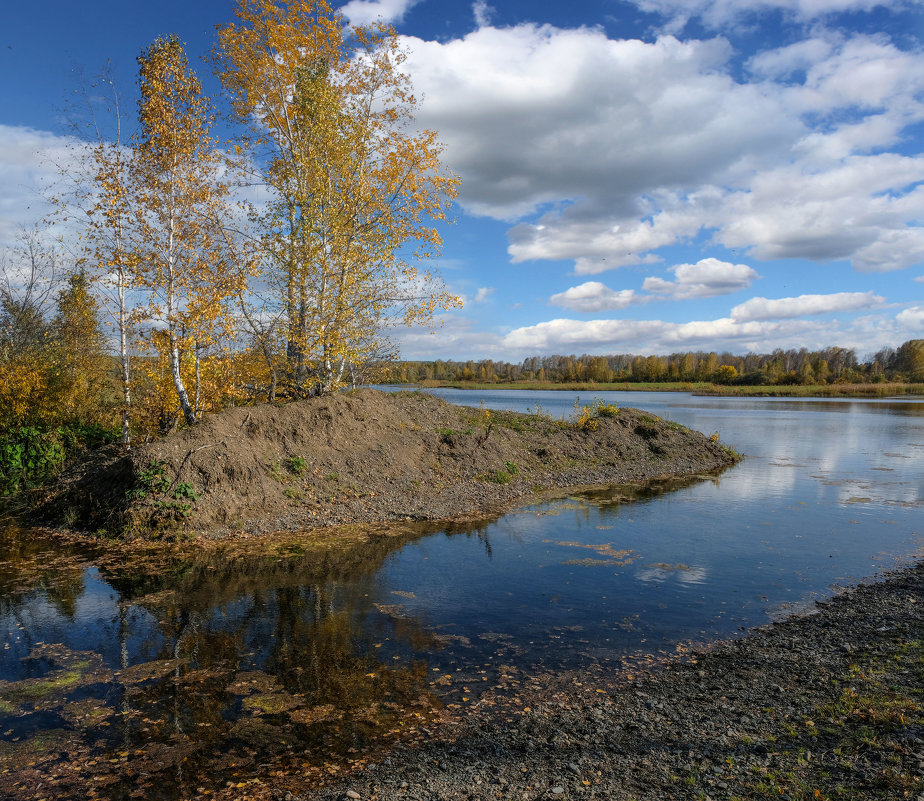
549, 282, 638, 313
495, 311, 909, 357
473, 286, 495, 303
472, 0, 494, 28
396, 314, 507, 359
631, 0, 895, 31
404, 28, 797, 221
896, 306, 924, 329
0, 125, 79, 247
340, 0, 420, 25
402, 26, 924, 275
394, 306, 918, 360
730, 291, 885, 321
501, 315, 804, 353
643, 258, 759, 299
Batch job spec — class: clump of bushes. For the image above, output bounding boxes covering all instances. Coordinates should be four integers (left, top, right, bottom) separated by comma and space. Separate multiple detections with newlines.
477, 463, 520, 485
286, 455, 308, 476
565, 398, 619, 432
126, 459, 201, 535
0, 424, 119, 497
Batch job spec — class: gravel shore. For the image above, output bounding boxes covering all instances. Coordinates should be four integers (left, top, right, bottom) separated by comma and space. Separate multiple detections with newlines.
293, 563, 924, 801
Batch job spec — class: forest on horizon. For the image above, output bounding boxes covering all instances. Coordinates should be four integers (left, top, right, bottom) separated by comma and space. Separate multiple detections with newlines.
383, 341, 924, 387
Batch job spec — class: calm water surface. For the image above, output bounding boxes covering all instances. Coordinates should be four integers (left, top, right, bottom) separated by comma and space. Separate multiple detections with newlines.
1, 390, 921, 799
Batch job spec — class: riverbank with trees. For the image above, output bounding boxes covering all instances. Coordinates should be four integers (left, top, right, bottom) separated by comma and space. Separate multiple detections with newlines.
379, 341, 924, 397
407, 379, 924, 398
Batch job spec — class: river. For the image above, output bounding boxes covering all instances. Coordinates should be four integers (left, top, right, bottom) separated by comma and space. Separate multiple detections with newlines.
1, 390, 921, 799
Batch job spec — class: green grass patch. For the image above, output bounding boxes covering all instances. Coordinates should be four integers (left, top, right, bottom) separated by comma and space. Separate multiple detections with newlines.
285, 455, 309, 476
478, 469, 514, 484
737, 639, 924, 800
695, 382, 924, 399
490, 410, 532, 432
4, 668, 88, 703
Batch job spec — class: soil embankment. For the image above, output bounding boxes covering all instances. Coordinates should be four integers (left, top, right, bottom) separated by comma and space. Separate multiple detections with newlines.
295, 563, 924, 801
32, 389, 737, 538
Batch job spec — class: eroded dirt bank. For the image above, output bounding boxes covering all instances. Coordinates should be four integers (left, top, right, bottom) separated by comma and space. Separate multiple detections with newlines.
32, 389, 737, 537
290, 563, 924, 801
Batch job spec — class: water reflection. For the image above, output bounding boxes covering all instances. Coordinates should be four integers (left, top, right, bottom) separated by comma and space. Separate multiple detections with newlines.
0, 524, 453, 800
3, 390, 924, 800
0, 478, 727, 800
635, 563, 709, 585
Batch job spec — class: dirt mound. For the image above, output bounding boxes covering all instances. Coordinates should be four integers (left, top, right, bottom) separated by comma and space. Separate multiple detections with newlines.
33, 389, 738, 538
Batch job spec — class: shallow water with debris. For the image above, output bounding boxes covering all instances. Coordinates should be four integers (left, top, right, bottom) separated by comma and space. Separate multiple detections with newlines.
1, 391, 922, 799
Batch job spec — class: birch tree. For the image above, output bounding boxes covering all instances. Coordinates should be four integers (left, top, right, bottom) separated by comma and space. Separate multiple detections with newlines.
132, 35, 247, 426
79, 76, 137, 446
43, 64, 138, 444
215, 0, 461, 396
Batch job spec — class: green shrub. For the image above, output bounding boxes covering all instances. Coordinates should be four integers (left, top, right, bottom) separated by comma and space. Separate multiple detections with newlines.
127, 460, 172, 499
286, 455, 309, 476
126, 460, 201, 532
0, 423, 119, 496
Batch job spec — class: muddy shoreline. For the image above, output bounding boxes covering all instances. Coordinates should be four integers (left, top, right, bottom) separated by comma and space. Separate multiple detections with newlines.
291, 562, 924, 801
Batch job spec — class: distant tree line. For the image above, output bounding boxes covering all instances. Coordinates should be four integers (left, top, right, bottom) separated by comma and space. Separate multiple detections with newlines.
381, 341, 924, 386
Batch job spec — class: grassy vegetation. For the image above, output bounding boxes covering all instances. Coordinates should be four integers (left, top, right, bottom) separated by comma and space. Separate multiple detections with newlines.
0, 423, 120, 497
414, 379, 924, 399
695, 382, 924, 398
125, 460, 201, 534
737, 638, 924, 800
2, 663, 94, 708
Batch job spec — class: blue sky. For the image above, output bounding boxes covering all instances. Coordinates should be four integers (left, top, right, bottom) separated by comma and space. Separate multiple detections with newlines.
2, 0, 923, 361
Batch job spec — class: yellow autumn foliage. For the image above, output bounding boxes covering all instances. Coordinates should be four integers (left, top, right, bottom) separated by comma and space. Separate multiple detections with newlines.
215, 0, 461, 396
132, 35, 253, 425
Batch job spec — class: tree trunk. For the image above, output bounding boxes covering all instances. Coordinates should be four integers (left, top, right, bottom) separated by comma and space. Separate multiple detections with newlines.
194, 341, 202, 416
166, 202, 196, 426
117, 262, 132, 449
169, 328, 197, 426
